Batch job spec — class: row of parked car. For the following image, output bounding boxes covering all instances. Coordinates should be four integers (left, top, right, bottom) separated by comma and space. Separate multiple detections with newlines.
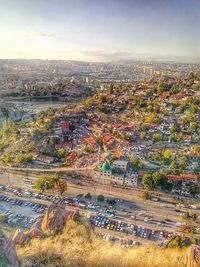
134, 225, 153, 239
159, 231, 171, 240
24, 201, 47, 214
0, 208, 36, 228
90, 215, 125, 232
0, 194, 47, 215
0, 195, 24, 206
0, 185, 60, 202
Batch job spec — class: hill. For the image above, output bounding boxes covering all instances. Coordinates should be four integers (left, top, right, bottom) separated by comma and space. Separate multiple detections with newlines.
17, 220, 188, 267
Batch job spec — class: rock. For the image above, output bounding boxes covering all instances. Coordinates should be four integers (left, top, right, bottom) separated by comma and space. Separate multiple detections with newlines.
0, 235, 19, 267
13, 217, 43, 245
12, 229, 29, 245
41, 200, 80, 234
41, 201, 68, 233
29, 217, 43, 238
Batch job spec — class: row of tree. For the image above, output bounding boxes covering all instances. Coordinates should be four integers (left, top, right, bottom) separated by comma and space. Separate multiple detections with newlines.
34, 174, 68, 195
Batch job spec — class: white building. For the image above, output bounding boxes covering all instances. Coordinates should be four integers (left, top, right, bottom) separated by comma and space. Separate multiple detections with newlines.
112, 160, 128, 171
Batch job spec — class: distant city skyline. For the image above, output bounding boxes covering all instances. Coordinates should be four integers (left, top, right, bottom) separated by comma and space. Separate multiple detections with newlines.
1, 0, 200, 62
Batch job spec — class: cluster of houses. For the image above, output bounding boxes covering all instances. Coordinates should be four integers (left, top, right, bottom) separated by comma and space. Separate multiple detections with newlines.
94, 158, 199, 197
51, 111, 92, 151
168, 173, 199, 197
29, 110, 101, 167
94, 159, 138, 189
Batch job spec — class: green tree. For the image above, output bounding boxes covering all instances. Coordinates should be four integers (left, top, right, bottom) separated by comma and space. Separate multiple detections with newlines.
142, 174, 156, 190
15, 153, 33, 163
170, 132, 182, 142
130, 156, 143, 171
56, 148, 67, 159
84, 145, 95, 154
2, 154, 13, 163
50, 137, 56, 145
153, 133, 162, 142
96, 135, 104, 146
162, 150, 172, 165
146, 89, 153, 96
34, 176, 50, 192
85, 193, 92, 199
157, 77, 164, 94
54, 179, 68, 195
189, 182, 199, 197
97, 194, 105, 202
163, 150, 171, 159
109, 83, 114, 94
0, 119, 15, 142
139, 132, 146, 140
107, 198, 116, 205
182, 211, 190, 221
187, 224, 196, 237
34, 174, 60, 192
83, 97, 94, 108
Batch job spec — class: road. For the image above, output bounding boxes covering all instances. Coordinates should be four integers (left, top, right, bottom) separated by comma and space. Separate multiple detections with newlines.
1, 180, 199, 242
0, 171, 199, 230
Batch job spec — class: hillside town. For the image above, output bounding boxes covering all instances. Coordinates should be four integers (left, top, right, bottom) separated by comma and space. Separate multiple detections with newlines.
0, 62, 200, 266
0, 68, 199, 196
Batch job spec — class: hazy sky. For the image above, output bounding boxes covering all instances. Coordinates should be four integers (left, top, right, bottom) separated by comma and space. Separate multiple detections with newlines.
0, 0, 200, 61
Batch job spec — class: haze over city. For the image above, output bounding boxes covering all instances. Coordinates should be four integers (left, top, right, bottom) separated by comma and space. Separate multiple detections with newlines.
1, 0, 200, 62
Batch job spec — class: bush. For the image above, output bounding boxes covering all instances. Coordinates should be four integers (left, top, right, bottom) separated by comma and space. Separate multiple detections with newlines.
107, 199, 116, 205
0, 214, 6, 223
97, 195, 104, 202
85, 193, 92, 199
15, 153, 33, 163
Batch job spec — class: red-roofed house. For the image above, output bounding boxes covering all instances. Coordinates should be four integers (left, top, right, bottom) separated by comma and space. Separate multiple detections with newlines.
168, 173, 199, 196
66, 152, 77, 162
60, 121, 71, 133
112, 123, 123, 130
32, 151, 39, 159
81, 136, 96, 145
60, 121, 70, 128
168, 173, 197, 183
37, 154, 55, 164
55, 142, 73, 150
182, 134, 192, 143
103, 135, 115, 143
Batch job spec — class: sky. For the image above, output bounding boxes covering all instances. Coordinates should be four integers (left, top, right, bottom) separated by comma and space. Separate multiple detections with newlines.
0, 0, 200, 62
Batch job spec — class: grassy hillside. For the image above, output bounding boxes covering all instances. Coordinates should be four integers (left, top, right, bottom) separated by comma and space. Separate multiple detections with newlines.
17, 220, 188, 267
0, 223, 16, 238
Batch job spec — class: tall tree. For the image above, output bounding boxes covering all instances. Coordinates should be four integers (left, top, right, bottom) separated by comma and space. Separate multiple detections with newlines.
109, 83, 114, 94
54, 179, 68, 195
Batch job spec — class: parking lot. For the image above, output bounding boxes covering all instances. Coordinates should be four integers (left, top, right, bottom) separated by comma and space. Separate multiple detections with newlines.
0, 183, 199, 246
0, 194, 47, 229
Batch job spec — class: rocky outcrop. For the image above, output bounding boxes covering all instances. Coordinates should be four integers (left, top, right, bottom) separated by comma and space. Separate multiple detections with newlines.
42, 201, 79, 234
41, 201, 68, 233
0, 235, 19, 267
13, 201, 80, 245
12, 229, 29, 245
12, 217, 43, 245
29, 217, 43, 238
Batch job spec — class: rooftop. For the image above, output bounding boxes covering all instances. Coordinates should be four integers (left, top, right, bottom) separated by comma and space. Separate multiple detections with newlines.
100, 161, 112, 172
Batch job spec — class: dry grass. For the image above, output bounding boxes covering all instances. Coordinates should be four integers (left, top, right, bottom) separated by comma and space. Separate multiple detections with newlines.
0, 222, 17, 238
17, 220, 188, 267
